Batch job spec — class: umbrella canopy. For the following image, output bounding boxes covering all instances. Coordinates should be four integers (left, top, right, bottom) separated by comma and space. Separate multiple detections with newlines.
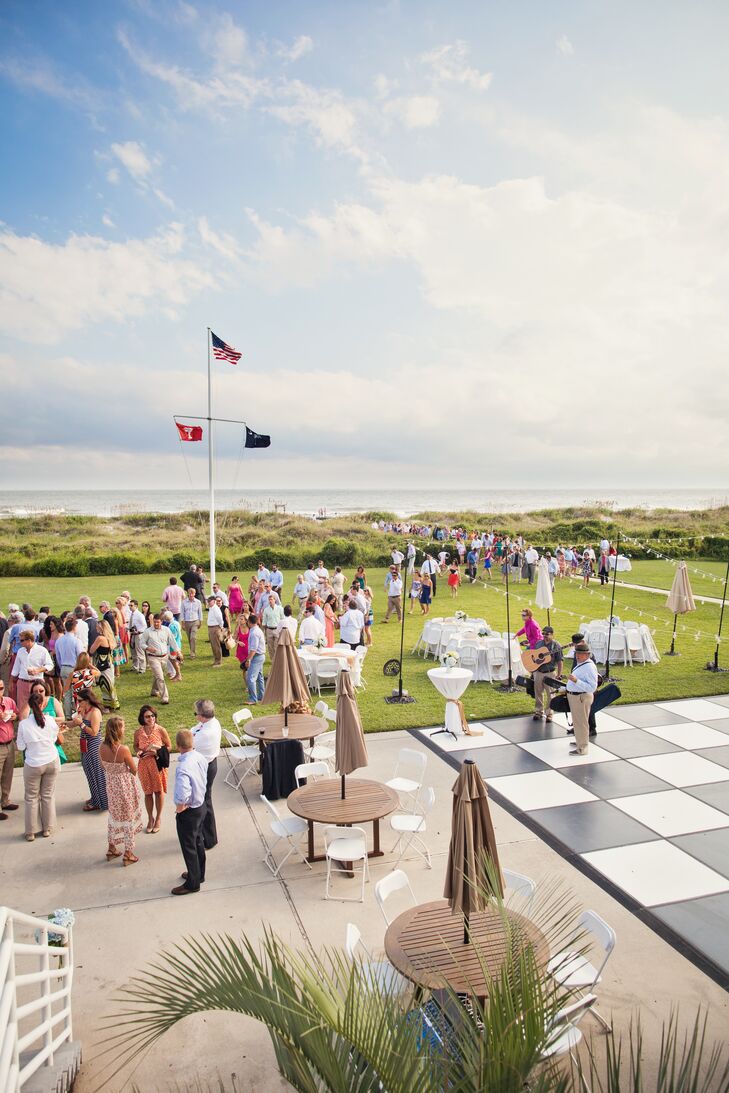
444, 760, 503, 937
335, 669, 369, 791
262, 628, 311, 710
665, 561, 696, 615
535, 557, 553, 612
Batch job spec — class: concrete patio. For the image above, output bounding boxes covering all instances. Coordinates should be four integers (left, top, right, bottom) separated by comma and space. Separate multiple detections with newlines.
1, 730, 727, 1091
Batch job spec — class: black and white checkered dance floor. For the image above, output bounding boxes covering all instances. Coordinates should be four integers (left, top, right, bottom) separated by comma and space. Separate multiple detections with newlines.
414, 695, 729, 990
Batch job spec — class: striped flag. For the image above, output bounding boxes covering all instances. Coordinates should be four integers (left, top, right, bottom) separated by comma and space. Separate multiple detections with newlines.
211, 331, 241, 365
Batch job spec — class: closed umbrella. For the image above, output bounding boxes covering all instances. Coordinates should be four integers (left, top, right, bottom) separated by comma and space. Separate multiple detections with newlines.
665, 561, 696, 656
444, 758, 503, 944
335, 668, 368, 799
535, 557, 553, 626
262, 628, 311, 723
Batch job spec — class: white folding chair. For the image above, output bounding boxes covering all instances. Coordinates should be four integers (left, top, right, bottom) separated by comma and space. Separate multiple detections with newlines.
260, 795, 312, 877
425, 624, 443, 660
294, 760, 330, 787
333, 642, 351, 652
344, 923, 409, 995
625, 627, 644, 663
303, 730, 336, 769
608, 630, 631, 667
548, 910, 616, 1031
314, 658, 339, 694
232, 708, 254, 739
436, 625, 458, 659
385, 747, 427, 808
458, 643, 480, 673
221, 728, 259, 790
374, 869, 417, 925
313, 700, 330, 718
540, 994, 597, 1072
412, 622, 431, 656
502, 867, 537, 912
486, 645, 507, 681
390, 786, 435, 868
324, 826, 369, 902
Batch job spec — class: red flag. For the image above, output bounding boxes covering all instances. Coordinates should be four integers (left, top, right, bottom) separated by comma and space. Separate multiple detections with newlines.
176, 422, 203, 442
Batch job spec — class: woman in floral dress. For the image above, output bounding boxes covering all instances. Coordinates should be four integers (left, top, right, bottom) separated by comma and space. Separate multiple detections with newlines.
133, 704, 172, 834
99, 716, 142, 865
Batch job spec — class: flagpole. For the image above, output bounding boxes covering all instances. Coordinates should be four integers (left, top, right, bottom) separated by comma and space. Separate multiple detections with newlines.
207, 326, 216, 586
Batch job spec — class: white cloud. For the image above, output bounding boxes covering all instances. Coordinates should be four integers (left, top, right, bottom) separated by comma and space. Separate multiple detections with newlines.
110, 140, 152, 180
268, 80, 366, 161
0, 57, 100, 110
384, 95, 441, 128
106, 167, 121, 184
420, 41, 492, 91
278, 35, 314, 63
209, 13, 249, 69
374, 74, 397, 99
556, 34, 574, 56
102, 213, 115, 228
0, 224, 214, 343
198, 216, 239, 260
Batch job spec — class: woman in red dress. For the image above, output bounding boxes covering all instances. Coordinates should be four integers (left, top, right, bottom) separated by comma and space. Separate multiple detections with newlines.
133, 705, 171, 834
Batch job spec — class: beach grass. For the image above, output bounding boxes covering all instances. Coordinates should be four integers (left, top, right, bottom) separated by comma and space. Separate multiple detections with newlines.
3, 561, 728, 763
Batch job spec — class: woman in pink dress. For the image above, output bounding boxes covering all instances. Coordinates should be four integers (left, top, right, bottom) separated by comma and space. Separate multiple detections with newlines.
235, 612, 250, 671
227, 576, 245, 632
323, 595, 337, 647
99, 716, 142, 865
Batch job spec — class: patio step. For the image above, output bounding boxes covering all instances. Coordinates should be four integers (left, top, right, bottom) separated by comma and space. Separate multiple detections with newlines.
19, 1042, 82, 1093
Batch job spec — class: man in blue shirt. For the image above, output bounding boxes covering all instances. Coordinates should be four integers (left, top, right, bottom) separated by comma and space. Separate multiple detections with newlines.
566, 643, 599, 755
269, 564, 284, 596
171, 729, 209, 895
466, 548, 478, 583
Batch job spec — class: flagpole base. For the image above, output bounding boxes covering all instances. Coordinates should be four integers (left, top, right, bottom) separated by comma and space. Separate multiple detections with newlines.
705, 663, 729, 673
664, 651, 680, 657
385, 692, 416, 705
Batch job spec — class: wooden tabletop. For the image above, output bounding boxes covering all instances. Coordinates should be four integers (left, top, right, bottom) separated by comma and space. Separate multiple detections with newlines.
287, 778, 400, 824
384, 899, 549, 996
247, 713, 328, 742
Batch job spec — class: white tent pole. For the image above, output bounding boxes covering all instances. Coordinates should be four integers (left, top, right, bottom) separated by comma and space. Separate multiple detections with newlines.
207, 327, 216, 585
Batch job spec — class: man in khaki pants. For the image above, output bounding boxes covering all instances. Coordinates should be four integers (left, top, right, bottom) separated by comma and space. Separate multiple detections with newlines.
181, 587, 203, 657
566, 643, 599, 755
139, 615, 174, 704
206, 597, 225, 668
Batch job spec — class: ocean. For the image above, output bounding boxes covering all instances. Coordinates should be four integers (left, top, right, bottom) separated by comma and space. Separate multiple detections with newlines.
0, 488, 727, 520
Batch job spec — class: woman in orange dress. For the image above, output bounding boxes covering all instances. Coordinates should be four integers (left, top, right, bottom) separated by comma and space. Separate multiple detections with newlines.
133, 704, 171, 834
323, 594, 337, 647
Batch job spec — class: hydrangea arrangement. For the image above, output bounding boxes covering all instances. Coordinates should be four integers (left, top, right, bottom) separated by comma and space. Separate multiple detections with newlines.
315, 636, 326, 649
454, 610, 467, 622
443, 651, 461, 669
478, 627, 488, 637
35, 908, 75, 947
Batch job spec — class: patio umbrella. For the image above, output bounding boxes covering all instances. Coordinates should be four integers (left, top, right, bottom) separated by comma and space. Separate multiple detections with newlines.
535, 556, 553, 626
444, 759, 503, 944
335, 668, 368, 799
664, 561, 696, 656
262, 627, 311, 723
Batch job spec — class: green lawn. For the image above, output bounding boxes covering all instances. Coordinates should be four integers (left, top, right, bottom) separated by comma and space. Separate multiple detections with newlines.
616, 558, 728, 600
3, 561, 728, 762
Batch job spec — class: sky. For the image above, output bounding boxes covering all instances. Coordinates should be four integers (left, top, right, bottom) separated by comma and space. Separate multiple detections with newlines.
2, 0, 729, 492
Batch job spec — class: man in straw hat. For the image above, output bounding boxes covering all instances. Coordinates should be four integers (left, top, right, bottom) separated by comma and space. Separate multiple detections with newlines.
565, 642, 599, 756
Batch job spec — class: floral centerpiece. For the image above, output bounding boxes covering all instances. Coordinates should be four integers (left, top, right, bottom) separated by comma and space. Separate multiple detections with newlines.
315, 636, 326, 649
35, 908, 75, 947
478, 627, 488, 637
443, 651, 461, 670
454, 610, 467, 622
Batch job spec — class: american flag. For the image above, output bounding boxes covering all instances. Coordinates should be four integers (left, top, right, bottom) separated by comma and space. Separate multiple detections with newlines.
211, 331, 241, 365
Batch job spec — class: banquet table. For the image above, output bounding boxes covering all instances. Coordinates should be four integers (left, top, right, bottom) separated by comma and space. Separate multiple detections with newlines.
384, 899, 549, 998
287, 778, 400, 863
441, 635, 523, 682
427, 666, 473, 736
298, 648, 357, 688
579, 622, 660, 665
608, 555, 632, 572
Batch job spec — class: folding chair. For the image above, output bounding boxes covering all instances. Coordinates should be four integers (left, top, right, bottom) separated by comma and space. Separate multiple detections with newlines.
385, 748, 427, 808
390, 787, 435, 868
345, 923, 409, 994
221, 727, 259, 791
324, 826, 369, 902
502, 867, 537, 912
548, 910, 616, 1031
374, 869, 417, 925
294, 760, 330, 787
260, 795, 311, 877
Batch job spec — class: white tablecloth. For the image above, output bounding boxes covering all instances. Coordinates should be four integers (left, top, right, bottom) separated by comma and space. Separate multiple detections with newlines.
428, 667, 473, 735
298, 648, 357, 687
580, 623, 660, 665
441, 636, 522, 681
608, 555, 632, 572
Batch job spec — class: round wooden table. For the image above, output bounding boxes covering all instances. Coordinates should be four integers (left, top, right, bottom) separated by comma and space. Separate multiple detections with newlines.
287, 778, 400, 864
384, 899, 549, 998
247, 713, 328, 743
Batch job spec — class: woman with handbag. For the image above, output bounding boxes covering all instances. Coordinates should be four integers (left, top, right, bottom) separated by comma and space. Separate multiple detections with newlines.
71, 690, 108, 812
100, 716, 143, 865
133, 704, 171, 834
89, 619, 121, 710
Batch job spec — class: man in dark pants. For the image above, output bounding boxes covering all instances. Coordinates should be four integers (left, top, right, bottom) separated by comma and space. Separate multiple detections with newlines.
171, 729, 209, 895
191, 697, 222, 849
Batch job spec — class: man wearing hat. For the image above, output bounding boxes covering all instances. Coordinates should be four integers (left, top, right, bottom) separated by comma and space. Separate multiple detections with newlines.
566, 643, 599, 755
531, 627, 563, 723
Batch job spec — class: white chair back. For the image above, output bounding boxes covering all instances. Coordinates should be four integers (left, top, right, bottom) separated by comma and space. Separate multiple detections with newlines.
222, 727, 241, 748
313, 700, 330, 717
374, 869, 417, 925
295, 760, 329, 786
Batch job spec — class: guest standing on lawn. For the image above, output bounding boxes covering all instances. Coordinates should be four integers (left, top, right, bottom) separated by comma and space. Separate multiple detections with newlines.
419, 572, 432, 614
206, 597, 225, 668
516, 609, 543, 650
323, 594, 337, 647
11, 631, 53, 716
0, 679, 19, 822
227, 576, 245, 633
447, 562, 461, 599
138, 614, 174, 703
100, 716, 142, 865
180, 587, 203, 658
72, 690, 108, 812
191, 698, 222, 851
89, 619, 120, 710
16, 690, 63, 841
134, 705, 172, 834
246, 614, 266, 703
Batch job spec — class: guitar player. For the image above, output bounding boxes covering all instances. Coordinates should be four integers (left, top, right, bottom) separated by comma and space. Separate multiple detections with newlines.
531, 626, 563, 723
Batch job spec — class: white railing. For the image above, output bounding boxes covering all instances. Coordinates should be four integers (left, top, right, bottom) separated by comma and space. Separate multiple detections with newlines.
0, 906, 74, 1092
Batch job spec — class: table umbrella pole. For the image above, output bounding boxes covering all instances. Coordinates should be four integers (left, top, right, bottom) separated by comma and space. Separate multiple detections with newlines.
706, 557, 729, 672
341, 774, 346, 800
666, 612, 679, 656
464, 912, 470, 946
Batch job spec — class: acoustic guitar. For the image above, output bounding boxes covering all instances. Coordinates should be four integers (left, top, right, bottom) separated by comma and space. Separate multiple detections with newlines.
520, 642, 569, 673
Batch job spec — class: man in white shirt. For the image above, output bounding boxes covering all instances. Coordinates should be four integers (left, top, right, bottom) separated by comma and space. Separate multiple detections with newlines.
298, 606, 323, 646
211, 583, 229, 607
128, 600, 148, 672
524, 545, 539, 585
206, 597, 225, 667
276, 605, 298, 642
406, 542, 416, 574
422, 554, 439, 598
391, 547, 405, 568
339, 603, 365, 649
139, 615, 175, 703
314, 559, 329, 586
348, 585, 366, 613
180, 587, 203, 657
383, 568, 403, 623
78, 596, 97, 619
599, 538, 610, 554
171, 729, 209, 895
11, 632, 53, 713
191, 698, 221, 850
73, 607, 89, 652
566, 643, 599, 756
262, 594, 284, 659
303, 564, 318, 589
331, 567, 346, 609
54, 618, 84, 718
